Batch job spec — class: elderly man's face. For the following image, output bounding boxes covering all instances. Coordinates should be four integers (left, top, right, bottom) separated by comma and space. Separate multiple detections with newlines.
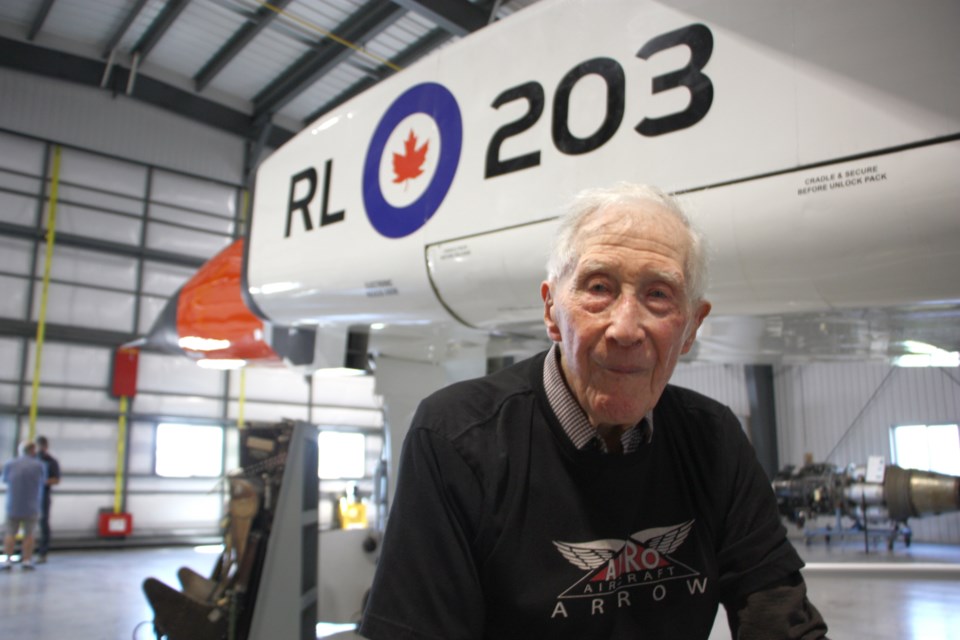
541, 205, 710, 428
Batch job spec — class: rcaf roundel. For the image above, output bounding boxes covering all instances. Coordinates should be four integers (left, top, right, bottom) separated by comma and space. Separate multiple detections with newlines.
362, 82, 462, 239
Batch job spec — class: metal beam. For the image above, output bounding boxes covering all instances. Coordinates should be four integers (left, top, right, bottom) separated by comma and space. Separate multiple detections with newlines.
303, 27, 452, 124
0, 37, 295, 146
252, 0, 404, 120
27, 0, 56, 41
391, 0, 489, 36
194, 0, 295, 92
0, 220, 205, 268
131, 0, 191, 61
0, 318, 137, 348
101, 0, 150, 58
745, 365, 780, 480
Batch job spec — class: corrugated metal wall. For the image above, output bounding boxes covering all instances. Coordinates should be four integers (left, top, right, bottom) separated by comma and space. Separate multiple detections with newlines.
672, 362, 750, 419
0, 67, 244, 183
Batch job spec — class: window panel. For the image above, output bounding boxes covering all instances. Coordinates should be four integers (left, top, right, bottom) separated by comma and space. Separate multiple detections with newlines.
127, 494, 222, 531
312, 406, 383, 428
57, 147, 147, 199
24, 342, 111, 387
0, 191, 40, 226
33, 282, 135, 332
0, 413, 16, 457
127, 421, 156, 475
34, 418, 118, 474
227, 400, 309, 422
43, 245, 138, 290
0, 172, 42, 199
53, 203, 143, 246
134, 393, 223, 419
141, 261, 194, 296
318, 431, 366, 479
155, 423, 223, 478
224, 425, 240, 472
312, 375, 382, 409
0, 132, 44, 175
137, 352, 223, 396
137, 295, 169, 335
31, 385, 116, 412
0, 235, 33, 274
145, 221, 231, 259
57, 182, 145, 217
0, 275, 28, 319
0, 338, 20, 378
891, 423, 960, 475
927, 425, 960, 475
0, 383, 17, 405
151, 171, 237, 218
149, 203, 234, 235
229, 367, 309, 403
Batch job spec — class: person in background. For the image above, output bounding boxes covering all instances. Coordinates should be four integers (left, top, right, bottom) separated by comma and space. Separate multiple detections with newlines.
35, 435, 60, 563
2, 440, 46, 571
360, 183, 828, 639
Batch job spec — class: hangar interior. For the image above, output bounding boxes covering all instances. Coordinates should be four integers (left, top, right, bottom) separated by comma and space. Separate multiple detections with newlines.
1, 1, 959, 639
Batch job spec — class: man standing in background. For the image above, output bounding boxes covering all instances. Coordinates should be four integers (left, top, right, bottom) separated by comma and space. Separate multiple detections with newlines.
36, 435, 60, 563
2, 441, 46, 570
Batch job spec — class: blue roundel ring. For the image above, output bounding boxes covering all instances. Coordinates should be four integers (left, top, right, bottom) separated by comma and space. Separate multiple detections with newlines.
363, 83, 462, 238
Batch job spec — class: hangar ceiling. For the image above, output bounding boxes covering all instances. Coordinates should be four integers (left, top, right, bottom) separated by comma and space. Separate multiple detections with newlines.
0, 0, 540, 157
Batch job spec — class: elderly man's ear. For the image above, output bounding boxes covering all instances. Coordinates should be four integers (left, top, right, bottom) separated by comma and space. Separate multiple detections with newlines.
541, 281, 562, 342
681, 301, 712, 354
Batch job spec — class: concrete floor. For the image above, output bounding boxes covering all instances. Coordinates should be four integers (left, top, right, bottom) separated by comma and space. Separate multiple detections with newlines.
1, 538, 959, 639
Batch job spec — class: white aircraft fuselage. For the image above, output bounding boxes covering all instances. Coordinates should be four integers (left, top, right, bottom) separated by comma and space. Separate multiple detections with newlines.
245, 0, 960, 364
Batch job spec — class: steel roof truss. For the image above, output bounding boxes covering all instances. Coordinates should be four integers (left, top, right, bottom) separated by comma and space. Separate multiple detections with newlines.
252, 0, 405, 120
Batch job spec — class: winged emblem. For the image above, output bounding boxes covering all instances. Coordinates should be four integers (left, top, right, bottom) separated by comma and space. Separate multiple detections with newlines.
552, 538, 624, 571
633, 519, 694, 555
553, 520, 694, 570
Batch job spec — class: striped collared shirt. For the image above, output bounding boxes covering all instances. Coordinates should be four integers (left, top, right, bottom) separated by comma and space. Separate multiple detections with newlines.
542, 343, 653, 454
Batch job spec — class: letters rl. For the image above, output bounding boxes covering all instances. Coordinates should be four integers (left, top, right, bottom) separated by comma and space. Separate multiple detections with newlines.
285, 159, 345, 238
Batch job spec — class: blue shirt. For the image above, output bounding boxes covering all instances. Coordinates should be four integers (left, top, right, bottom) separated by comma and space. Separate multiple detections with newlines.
3, 454, 46, 518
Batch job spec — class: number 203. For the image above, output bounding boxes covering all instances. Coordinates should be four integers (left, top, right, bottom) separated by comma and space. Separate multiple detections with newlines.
484, 23, 714, 179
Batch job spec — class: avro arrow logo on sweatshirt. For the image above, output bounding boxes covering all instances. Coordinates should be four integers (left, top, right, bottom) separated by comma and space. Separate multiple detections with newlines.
551, 520, 705, 613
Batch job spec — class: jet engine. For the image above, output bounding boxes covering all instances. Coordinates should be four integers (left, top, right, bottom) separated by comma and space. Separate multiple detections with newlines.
772, 462, 960, 547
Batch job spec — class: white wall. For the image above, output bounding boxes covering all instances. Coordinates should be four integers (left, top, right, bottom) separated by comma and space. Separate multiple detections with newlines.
0, 67, 244, 183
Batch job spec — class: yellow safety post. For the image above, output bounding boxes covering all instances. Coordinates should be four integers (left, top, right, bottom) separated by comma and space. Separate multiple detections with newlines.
237, 367, 246, 429
28, 145, 62, 440
114, 395, 128, 514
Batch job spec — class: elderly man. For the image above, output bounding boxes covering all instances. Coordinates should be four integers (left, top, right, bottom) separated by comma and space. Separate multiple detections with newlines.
3, 441, 46, 571
360, 184, 827, 638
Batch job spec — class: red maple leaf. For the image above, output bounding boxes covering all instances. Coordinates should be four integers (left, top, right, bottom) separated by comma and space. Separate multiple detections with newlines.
392, 129, 429, 185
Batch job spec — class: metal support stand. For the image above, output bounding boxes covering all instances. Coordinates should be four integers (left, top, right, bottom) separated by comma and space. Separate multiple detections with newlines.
248, 421, 319, 640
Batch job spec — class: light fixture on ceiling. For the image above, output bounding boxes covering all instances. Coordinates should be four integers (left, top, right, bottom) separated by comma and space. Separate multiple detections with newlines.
894, 341, 960, 367
178, 336, 231, 351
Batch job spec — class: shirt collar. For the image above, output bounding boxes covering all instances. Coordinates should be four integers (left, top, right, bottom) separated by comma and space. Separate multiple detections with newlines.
542, 343, 653, 453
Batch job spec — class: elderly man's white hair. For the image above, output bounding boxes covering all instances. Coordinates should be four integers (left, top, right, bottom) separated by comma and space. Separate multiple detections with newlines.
18, 440, 36, 456
545, 183, 709, 306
